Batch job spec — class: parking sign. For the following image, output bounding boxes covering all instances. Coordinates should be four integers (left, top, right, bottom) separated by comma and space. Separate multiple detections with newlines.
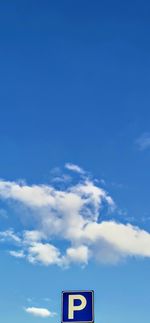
62, 290, 94, 323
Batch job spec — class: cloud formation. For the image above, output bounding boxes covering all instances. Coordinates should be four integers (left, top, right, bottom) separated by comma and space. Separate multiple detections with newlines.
25, 307, 56, 318
65, 163, 85, 174
0, 164, 150, 266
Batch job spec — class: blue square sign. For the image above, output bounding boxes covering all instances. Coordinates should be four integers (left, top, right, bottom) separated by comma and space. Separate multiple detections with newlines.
62, 290, 94, 323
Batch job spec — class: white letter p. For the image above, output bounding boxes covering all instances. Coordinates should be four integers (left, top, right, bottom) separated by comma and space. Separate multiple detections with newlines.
68, 294, 87, 319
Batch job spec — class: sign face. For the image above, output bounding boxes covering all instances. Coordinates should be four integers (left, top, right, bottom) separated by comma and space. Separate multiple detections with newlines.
62, 290, 94, 323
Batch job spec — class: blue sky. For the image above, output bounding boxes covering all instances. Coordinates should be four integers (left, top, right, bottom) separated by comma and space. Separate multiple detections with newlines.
1, 0, 150, 322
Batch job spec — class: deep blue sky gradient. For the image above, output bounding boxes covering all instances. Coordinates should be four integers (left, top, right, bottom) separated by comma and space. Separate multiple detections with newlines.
0, 1, 150, 322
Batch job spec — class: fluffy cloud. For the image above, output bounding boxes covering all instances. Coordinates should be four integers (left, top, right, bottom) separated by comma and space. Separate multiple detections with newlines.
0, 181, 55, 207
65, 245, 89, 265
81, 221, 150, 263
25, 307, 56, 318
0, 164, 150, 266
27, 242, 61, 266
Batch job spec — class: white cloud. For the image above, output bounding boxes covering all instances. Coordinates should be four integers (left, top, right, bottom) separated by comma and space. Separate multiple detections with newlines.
23, 230, 45, 243
64, 245, 89, 266
0, 229, 21, 243
27, 242, 61, 266
9, 250, 25, 258
25, 307, 56, 318
65, 163, 85, 174
0, 181, 55, 207
1, 164, 150, 266
136, 132, 150, 150
81, 221, 150, 262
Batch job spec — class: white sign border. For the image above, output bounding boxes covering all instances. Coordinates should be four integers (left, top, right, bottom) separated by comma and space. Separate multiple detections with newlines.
61, 290, 94, 323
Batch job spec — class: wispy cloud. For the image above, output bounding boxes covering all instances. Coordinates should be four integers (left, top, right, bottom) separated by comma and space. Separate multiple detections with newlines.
0, 229, 21, 243
136, 132, 150, 150
25, 307, 56, 318
9, 250, 25, 258
65, 163, 85, 175
0, 164, 150, 265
